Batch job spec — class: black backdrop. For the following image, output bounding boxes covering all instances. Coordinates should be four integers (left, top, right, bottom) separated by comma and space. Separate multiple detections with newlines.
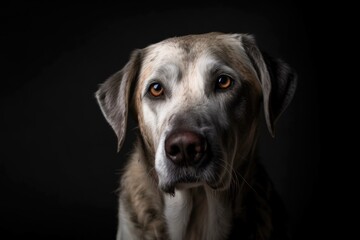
1, 1, 319, 239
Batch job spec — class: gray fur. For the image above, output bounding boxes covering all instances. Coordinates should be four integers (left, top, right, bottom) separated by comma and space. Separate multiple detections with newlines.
95, 32, 296, 240
96, 49, 142, 151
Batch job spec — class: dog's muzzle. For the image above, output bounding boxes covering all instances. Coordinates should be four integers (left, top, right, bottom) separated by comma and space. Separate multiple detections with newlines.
165, 130, 209, 168
158, 127, 225, 193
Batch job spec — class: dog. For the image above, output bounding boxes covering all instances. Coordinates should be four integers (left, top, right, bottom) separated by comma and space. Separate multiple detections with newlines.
96, 32, 297, 240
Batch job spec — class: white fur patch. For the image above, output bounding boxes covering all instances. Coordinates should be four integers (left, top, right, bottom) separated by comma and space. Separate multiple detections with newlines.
164, 190, 193, 240
117, 201, 134, 240
154, 132, 169, 186
164, 188, 232, 240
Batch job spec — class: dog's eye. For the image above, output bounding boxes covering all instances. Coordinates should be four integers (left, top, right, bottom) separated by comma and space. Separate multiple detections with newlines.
149, 82, 164, 97
215, 75, 233, 90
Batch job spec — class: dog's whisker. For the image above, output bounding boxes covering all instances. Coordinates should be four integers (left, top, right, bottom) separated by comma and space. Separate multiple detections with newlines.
213, 159, 257, 195
146, 166, 155, 176
131, 126, 139, 130
238, 172, 257, 194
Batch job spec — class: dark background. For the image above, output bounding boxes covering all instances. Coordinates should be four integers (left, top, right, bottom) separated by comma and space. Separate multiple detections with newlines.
0, 1, 319, 239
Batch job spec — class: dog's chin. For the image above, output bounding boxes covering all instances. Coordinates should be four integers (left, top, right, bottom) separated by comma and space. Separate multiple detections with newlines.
159, 178, 202, 195
159, 176, 230, 196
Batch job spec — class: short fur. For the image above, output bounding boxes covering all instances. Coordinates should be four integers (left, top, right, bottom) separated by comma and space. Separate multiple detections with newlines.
96, 32, 297, 240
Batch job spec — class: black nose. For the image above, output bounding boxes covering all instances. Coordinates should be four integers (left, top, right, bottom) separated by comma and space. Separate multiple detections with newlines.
165, 131, 207, 166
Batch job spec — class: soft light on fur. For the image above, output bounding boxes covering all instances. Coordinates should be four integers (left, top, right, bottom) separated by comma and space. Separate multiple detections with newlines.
96, 32, 297, 240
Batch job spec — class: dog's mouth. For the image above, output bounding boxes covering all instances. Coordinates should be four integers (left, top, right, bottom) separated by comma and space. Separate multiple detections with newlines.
159, 174, 225, 195
160, 176, 202, 195
158, 155, 226, 195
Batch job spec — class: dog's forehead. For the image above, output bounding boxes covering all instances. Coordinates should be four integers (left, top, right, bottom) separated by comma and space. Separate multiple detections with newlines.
143, 33, 243, 65
136, 33, 259, 92
137, 33, 254, 87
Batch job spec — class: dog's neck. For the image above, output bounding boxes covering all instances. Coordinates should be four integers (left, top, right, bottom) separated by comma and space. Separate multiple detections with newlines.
163, 142, 259, 240
164, 186, 233, 240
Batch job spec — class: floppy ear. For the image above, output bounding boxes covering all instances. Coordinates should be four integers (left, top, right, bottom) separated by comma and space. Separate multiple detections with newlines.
241, 34, 297, 137
95, 49, 142, 151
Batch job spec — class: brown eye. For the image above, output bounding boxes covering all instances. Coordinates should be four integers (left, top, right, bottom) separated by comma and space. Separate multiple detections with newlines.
216, 75, 233, 90
149, 82, 164, 97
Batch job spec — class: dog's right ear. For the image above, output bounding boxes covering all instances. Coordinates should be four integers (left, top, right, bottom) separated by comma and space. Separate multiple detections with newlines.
95, 49, 142, 152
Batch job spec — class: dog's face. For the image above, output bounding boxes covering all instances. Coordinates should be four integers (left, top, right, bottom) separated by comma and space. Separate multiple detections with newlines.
136, 34, 263, 193
96, 32, 296, 194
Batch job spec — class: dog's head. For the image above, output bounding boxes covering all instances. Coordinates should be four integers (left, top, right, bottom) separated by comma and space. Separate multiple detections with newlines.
96, 32, 296, 194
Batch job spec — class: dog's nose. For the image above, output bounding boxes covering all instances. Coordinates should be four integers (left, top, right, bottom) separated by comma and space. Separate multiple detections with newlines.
165, 131, 207, 166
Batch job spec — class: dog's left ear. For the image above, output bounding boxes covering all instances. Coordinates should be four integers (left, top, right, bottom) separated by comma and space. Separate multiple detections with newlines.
240, 34, 297, 137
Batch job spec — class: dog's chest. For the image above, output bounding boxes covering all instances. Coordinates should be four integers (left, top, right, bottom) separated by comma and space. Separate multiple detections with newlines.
164, 188, 231, 240
164, 190, 194, 240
